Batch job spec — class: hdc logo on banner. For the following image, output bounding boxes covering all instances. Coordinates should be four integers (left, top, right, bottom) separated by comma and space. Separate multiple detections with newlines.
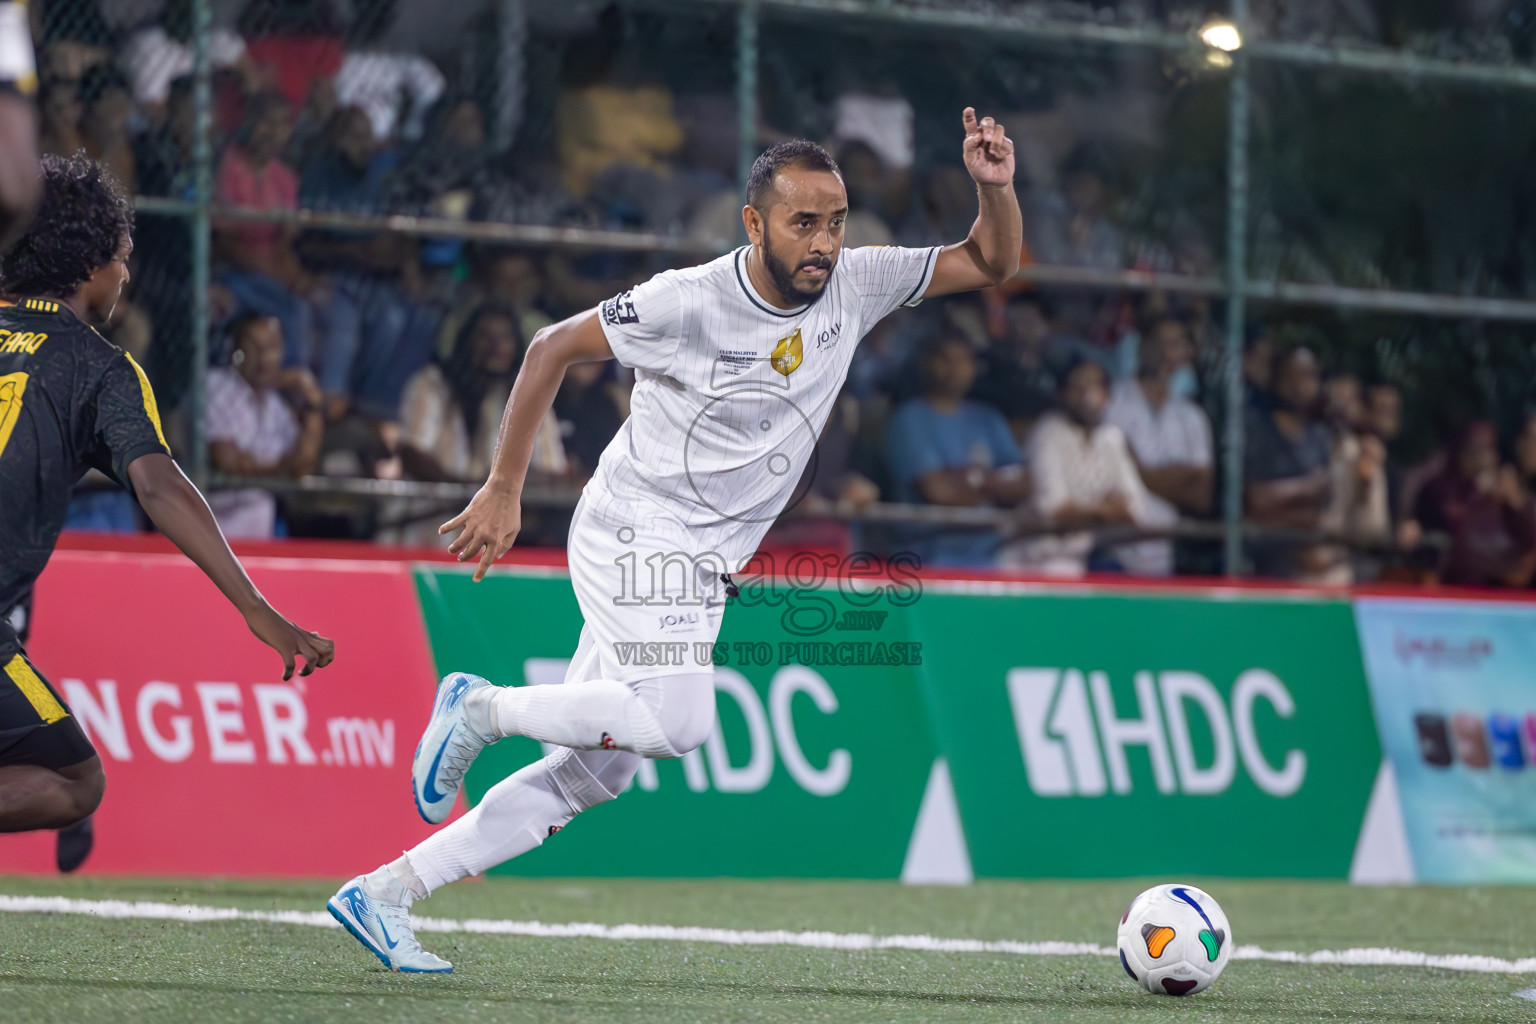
1007, 667, 1305, 798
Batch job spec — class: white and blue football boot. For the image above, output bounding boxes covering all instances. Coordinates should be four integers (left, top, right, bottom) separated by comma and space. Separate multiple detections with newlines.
412, 672, 497, 824
327, 876, 452, 973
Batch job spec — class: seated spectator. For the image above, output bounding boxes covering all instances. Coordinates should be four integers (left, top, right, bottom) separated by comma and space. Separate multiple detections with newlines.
333, 0, 445, 143
78, 66, 136, 194
1006, 358, 1151, 577
1243, 345, 1333, 579
1105, 317, 1213, 576
553, 360, 626, 480
431, 245, 551, 362
1516, 410, 1536, 497
217, 91, 360, 417
1414, 422, 1536, 588
1024, 143, 1124, 271
885, 334, 1029, 567
1319, 371, 1390, 583
37, 78, 84, 159
556, 69, 683, 202
971, 294, 1058, 444
398, 302, 566, 484
1243, 328, 1274, 412
387, 96, 501, 267
1365, 381, 1407, 523
119, 0, 253, 115
299, 104, 437, 419
837, 141, 902, 248
239, 0, 344, 113
205, 313, 325, 538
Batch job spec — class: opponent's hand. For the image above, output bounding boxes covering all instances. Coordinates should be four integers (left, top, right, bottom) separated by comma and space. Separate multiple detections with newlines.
246, 603, 335, 681
440, 483, 523, 582
961, 107, 1015, 187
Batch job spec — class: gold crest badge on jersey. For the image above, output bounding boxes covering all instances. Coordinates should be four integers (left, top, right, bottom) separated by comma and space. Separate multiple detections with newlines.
771, 328, 803, 376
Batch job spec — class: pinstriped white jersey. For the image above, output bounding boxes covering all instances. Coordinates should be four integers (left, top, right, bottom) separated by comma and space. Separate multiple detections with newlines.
590, 244, 940, 567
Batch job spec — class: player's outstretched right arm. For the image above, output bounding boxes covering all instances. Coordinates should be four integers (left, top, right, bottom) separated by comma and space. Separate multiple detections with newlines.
440, 308, 614, 581
126, 453, 336, 681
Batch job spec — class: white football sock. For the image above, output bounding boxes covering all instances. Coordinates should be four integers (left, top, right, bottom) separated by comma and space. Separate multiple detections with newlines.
405, 747, 640, 894
489, 674, 715, 758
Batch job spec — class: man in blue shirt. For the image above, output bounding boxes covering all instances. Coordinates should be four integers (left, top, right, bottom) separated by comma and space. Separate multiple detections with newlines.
885, 333, 1030, 565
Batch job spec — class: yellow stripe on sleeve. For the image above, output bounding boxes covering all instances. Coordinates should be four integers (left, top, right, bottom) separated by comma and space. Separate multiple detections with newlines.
4, 654, 67, 724
125, 353, 170, 453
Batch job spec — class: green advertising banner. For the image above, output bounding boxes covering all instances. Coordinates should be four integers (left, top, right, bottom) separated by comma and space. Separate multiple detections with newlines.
415, 568, 1384, 880
908, 589, 1382, 878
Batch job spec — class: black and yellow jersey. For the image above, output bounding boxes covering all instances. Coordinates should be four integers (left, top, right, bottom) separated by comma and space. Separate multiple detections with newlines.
0, 298, 169, 618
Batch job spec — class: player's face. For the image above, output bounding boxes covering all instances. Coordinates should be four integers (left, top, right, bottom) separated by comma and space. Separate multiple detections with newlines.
84, 235, 132, 322
754, 168, 847, 304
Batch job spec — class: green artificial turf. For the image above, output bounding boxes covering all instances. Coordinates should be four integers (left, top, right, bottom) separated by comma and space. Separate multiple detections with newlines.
0, 877, 1532, 1023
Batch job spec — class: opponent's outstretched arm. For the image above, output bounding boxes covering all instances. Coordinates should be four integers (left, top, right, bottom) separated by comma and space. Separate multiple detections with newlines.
924, 107, 1022, 299
440, 308, 616, 581
126, 453, 335, 680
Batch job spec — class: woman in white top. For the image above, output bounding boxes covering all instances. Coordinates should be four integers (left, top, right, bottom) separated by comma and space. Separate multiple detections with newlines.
398, 300, 566, 484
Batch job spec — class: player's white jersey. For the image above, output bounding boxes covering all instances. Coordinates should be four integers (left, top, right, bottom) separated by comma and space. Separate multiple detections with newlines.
589, 243, 939, 568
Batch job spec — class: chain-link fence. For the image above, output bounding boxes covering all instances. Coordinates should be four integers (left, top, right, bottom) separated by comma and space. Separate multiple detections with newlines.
30, 0, 1536, 583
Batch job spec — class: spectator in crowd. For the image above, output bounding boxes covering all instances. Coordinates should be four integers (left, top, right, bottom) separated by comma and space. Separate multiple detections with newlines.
885, 334, 1029, 567
388, 96, 501, 265
1243, 345, 1333, 579
37, 78, 84, 159
1413, 421, 1536, 588
238, 0, 344, 113
1516, 410, 1536, 496
970, 292, 1058, 444
299, 104, 438, 419
836, 141, 905, 247
553, 360, 626, 480
902, 164, 980, 248
135, 74, 195, 198
1024, 142, 1124, 271
217, 90, 360, 418
119, 0, 252, 115
1243, 328, 1275, 412
1007, 358, 1151, 576
1317, 370, 1390, 583
205, 313, 325, 538
398, 301, 565, 485
78, 66, 136, 193
1104, 316, 1213, 576
1365, 381, 1406, 519
555, 60, 683, 203
433, 246, 551, 361
333, 0, 445, 143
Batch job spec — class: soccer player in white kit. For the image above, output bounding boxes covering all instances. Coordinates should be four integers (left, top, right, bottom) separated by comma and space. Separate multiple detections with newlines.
327, 108, 1022, 972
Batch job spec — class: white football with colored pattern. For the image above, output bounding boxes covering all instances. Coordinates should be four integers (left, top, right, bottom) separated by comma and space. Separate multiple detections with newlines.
1115, 883, 1232, 995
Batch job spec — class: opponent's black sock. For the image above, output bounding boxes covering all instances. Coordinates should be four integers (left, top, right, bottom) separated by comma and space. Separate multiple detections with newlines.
56, 815, 94, 874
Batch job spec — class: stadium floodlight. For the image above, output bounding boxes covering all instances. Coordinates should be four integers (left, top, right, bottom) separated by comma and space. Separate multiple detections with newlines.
1199, 20, 1243, 52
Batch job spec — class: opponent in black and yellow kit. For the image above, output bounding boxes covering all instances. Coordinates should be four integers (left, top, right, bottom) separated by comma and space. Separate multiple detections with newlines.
0, 295, 168, 770
0, 153, 335, 857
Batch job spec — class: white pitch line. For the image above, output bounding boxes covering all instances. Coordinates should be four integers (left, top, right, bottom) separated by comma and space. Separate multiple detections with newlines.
2, 894, 1534, 976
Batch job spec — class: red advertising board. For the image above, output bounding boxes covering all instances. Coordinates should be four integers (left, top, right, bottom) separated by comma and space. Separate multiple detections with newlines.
0, 550, 451, 877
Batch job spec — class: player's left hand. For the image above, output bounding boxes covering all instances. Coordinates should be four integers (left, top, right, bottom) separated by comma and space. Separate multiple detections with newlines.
961, 107, 1015, 187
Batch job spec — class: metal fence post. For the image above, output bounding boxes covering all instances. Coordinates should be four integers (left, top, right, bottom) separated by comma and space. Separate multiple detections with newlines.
188, 0, 213, 487
736, 0, 759, 243
1222, 0, 1251, 577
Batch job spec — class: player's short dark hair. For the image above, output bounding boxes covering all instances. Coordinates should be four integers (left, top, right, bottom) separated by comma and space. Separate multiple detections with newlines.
1, 152, 133, 300
746, 140, 841, 212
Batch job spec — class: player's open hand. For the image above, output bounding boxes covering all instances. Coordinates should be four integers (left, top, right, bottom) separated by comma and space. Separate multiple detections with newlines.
245, 603, 335, 681
440, 483, 522, 582
961, 107, 1015, 187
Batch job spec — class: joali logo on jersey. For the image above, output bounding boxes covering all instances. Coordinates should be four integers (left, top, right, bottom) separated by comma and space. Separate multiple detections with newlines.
1414, 710, 1536, 770
1006, 667, 1306, 798
771, 328, 803, 376
601, 290, 639, 326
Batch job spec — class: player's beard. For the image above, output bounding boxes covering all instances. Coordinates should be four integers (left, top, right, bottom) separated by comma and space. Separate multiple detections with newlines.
760, 223, 834, 306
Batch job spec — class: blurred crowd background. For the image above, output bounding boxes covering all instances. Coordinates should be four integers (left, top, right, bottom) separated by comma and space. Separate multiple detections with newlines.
35, 0, 1536, 586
